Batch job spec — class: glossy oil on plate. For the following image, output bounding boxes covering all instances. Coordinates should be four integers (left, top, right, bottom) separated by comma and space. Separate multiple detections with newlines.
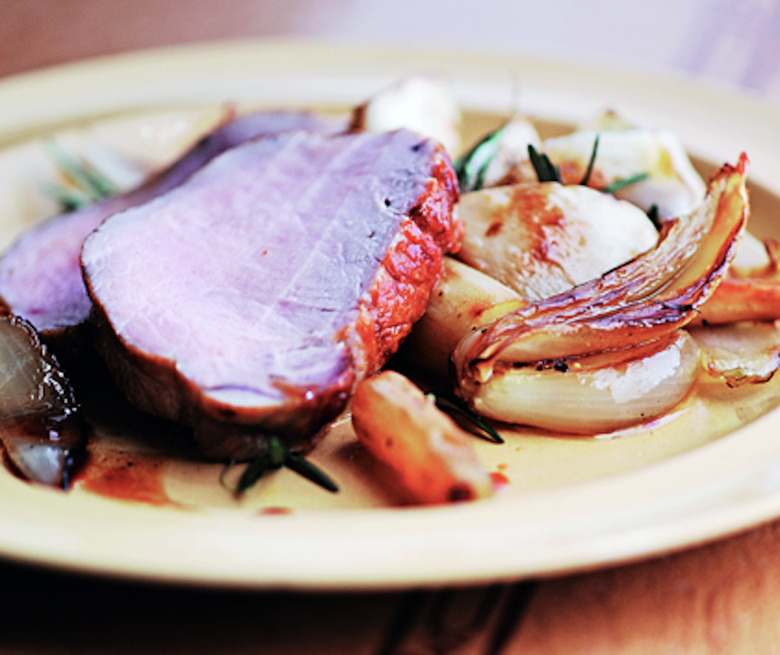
0, 40, 779, 590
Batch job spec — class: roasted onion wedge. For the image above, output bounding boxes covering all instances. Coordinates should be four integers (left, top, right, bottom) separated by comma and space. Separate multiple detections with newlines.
454, 155, 749, 374
466, 331, 700, 434
0, 313, 85, 488
454, 156, 749, 430
351, 371, 494, 505
690, 322, 780, 387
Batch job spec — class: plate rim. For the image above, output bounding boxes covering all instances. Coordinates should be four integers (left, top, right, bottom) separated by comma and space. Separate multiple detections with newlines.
1, 38, 779, 590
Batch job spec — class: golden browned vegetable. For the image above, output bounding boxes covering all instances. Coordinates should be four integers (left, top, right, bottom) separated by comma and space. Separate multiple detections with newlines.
453, 155, 750, 432
403, 257, 525, 377
350, 371, 494, 505
697, 239, 780, 325
455, 182, 658, 302
698, 277, 780, 324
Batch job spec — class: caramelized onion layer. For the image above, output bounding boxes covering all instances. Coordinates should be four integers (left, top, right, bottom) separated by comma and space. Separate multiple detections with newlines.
454, 155, 749, 381
453, 156, 749, 432
464, 331, 700, 434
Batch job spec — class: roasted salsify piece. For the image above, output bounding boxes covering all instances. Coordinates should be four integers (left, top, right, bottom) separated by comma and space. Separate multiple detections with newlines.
351, 371, 494, 505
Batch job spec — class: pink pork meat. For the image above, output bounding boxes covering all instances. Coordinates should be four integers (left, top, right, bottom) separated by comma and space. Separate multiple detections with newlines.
81, 129, 460, 459
0, 110, 339, 351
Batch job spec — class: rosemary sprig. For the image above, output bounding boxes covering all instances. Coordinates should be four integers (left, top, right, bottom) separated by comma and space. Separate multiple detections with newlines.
602, 172, 650, 194
224, 436, 339, 496
454, 124, 507, 192
429, 392, 504, 444
531, 135, 652, 199
43, 185, 93, 212
527, 144, 561, 183
44, 140, 118, 210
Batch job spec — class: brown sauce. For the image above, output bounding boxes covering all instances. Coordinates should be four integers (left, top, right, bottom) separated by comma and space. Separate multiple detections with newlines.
74, 447, 172, 506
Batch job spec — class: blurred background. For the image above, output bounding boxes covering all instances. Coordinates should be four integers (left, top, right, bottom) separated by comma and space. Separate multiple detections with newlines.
1, 0, 779, 104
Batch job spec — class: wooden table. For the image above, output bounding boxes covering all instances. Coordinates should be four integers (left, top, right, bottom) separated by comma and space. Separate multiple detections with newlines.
3, 520, 780, 653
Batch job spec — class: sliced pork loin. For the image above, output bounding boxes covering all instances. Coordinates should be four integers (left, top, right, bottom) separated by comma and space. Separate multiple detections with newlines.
81, 129, 460, 460
0, 110, 341, 355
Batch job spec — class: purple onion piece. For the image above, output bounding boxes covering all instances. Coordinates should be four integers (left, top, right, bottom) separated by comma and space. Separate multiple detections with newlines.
0, 314, 85, 488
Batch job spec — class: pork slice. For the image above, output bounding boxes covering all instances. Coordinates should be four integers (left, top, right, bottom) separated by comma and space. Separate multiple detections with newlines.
0, 110, 341, 355
81, 129, 460, 459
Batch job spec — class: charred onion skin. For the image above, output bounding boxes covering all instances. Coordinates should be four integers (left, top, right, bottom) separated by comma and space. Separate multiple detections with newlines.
0, 310, 86, 488
454, 155, 750, 429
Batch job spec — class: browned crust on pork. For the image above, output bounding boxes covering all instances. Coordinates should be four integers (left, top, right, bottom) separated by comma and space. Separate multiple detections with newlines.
351, 147, 460, 375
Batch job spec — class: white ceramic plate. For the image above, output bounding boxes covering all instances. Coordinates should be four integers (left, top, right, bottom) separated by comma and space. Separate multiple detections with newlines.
1, 40, 779, 590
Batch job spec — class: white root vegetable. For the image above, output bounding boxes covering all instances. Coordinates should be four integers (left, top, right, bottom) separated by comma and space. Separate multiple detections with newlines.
731, 231, 774, 277
351, 371, 494, 505
350, 74, 461, 155
498, 127, 706, 220
403, 257, 524, 377
455, 182, 659, 302
454, 155, 749, 431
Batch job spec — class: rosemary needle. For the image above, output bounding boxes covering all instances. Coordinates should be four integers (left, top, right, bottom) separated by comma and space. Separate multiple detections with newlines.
430, 393, 504, 444
527, 144, 561, 183
454, 124, 507, 192
602, 172, 650, 194
285, 453, 339, 493
579, 134, 600, 186
44, 140, 118, 210
231, 437, 339, 496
